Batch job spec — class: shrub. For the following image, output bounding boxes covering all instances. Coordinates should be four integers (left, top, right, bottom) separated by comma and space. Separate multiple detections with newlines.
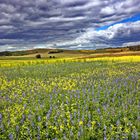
36, 54, 41, 59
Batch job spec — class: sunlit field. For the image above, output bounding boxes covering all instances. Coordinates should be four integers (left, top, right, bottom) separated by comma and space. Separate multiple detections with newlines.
0, 56, 140, 139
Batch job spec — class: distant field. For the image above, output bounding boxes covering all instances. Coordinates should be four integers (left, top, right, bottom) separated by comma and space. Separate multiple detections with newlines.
0, 50, 140, 60
0, 51, 86, 60
1, 55, 140, 67
0, 56, 140, 139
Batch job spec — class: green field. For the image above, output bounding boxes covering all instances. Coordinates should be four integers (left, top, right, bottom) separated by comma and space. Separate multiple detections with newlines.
0, 56, 140, 139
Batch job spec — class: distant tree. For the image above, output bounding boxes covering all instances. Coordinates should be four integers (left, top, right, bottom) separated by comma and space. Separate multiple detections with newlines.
49, 56, 52, 58
36, 54, 41, 59
53, 56, 55, 58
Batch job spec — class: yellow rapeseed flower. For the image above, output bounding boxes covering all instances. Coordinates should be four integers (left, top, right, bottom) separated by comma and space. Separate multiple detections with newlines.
91, 121, 96, 127
60, 125, 64, 130
79, 121, 83, 126
53, 126, 57, 130
125, 128, 129, 133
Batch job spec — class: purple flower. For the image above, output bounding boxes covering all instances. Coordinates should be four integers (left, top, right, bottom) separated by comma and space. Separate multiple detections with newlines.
134, 129, 139, 140
70, 114, 72, 122
103, 125, 107, 140
24, 104, 27, 109
27, 127, 31, 136
88, 113, 91, 120
31, 122, 35, 128
9, 133, 14, 140
0, 124, 4, 133
78, 131, 81, 137
74, 112, 76, 118
28, 114, 32, 120
0, 113, 2, 122
52, 138, 57, 140
38, 116, 41, 122
97, 108, 100, 114
16, 125, 19, 132
70, 130, 73, 137
116, 120, 120, 126
37, 126, 40, 140
46, 107, 52, 120
87, 122, 91, 128
21, 114, 26, 124
82, 114, 84, 121
132, 133, 135, 140
63, 133, 67, 140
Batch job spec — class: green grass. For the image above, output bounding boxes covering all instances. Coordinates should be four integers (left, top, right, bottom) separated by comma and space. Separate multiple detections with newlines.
0, 58, 140, 139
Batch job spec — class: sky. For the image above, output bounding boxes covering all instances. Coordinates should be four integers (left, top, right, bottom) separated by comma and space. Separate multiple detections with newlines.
0, 0, 140, 51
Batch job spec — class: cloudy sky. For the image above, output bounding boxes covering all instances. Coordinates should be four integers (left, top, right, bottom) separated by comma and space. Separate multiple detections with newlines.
0, 0, 140, 51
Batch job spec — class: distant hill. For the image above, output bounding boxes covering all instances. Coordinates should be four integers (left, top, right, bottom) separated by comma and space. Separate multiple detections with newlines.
0, 49, 50, 56
0, 48, 83, 57
0, 45, 140, 56
127, 45, 140, 51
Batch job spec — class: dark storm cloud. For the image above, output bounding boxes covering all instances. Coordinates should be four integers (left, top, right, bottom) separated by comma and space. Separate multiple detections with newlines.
0, 0, 140, 51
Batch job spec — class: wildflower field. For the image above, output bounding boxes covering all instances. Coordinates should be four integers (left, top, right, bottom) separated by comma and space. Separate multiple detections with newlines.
0, 56, 140, 140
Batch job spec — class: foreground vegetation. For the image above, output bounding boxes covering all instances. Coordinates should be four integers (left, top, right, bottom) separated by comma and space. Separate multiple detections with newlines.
0, 56, 140, 139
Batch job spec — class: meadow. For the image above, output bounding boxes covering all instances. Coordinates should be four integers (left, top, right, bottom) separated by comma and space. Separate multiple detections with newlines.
0, 56, 140, 140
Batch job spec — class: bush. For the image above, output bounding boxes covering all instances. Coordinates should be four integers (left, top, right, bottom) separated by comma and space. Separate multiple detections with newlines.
36, 54, 41, 59
49, 56, 55, 58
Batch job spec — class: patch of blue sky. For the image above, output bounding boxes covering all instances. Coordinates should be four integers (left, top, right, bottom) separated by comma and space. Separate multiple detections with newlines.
96, 13, 140, 31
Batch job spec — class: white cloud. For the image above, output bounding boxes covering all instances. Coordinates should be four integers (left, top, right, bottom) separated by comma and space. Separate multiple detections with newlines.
122, 41, 140, 47
100, 6, 115, 15
76, 20, 140, 42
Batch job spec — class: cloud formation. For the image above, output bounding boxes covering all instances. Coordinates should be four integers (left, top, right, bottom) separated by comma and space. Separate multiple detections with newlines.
0, 0, 140, 51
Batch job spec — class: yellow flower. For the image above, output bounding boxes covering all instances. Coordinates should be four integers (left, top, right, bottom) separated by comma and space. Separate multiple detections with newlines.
53, 126, 57, 130
67, 122, 70, 128
119, 125, 123, 130
124, 117, 128, 122
125, 128, 129, 133
60, 125, 64, 130
79, 121, 83, 126
91, 121, 96, 127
